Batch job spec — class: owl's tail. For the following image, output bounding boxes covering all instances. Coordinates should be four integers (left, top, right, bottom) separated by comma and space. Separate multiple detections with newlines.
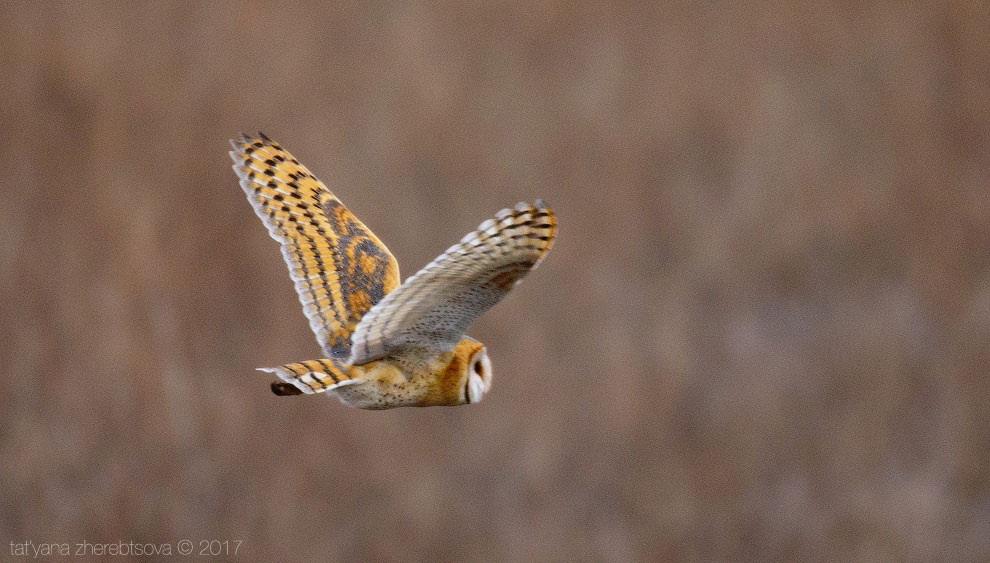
259, 359, 352, 396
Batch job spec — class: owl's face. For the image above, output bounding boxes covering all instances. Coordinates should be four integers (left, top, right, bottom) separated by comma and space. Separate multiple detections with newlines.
464, 345, 493, 405
436, 338, 493, 406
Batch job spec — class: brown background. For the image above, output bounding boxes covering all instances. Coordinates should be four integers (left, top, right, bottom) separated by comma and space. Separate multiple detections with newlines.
2, 2, 989, 561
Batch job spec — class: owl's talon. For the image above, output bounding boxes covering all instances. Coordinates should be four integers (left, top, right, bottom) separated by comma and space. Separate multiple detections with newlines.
271, 381, 303, 396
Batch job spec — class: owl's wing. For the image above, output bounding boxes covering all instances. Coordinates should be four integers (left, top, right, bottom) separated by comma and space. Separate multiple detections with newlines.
348, 201, 556, 366
229, 133, 400, 359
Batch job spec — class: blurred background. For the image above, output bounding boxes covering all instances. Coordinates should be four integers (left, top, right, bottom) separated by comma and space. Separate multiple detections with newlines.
2, 2, 989, 561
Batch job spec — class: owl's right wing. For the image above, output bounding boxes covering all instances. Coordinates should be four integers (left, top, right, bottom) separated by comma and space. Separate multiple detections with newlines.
348, 201, 556, 366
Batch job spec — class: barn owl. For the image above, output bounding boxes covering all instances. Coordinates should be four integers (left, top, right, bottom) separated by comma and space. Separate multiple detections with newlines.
229, 133, 556, 409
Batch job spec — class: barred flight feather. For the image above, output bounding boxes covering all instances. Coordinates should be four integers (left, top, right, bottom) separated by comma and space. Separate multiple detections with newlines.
229, 133, 400, 360
348, 200, 556, 366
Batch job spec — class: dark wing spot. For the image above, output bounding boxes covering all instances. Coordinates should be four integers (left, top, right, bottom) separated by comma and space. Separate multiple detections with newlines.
488, 262, 534, 291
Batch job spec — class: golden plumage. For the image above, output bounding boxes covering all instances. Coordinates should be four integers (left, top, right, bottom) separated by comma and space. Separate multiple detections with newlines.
230, 133, 555, 409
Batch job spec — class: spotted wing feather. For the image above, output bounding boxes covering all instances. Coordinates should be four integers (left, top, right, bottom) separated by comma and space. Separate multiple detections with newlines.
229, 133, 401, 359
348, 201, 556, 366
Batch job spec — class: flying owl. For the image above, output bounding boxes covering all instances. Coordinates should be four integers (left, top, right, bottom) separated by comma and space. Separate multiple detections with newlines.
229, 133, 556, 409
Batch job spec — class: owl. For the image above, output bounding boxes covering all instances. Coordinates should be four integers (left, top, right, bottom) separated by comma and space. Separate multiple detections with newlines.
229, 133, 556, 409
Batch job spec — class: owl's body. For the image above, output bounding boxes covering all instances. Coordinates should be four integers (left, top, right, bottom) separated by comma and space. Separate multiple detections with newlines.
229, 133, 554, 409
262, 339, 486, 409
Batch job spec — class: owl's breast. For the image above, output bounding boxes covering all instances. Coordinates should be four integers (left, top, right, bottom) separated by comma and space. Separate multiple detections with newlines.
330, 360, 426, 410
330, 352, 460, 409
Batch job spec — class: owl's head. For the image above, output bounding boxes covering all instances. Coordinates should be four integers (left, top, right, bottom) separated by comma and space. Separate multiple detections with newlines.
442, 338, 492, 406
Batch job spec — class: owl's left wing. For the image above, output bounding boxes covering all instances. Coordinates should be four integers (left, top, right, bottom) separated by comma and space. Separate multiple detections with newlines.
348, 201, 556, 366
229, 133, 400, 360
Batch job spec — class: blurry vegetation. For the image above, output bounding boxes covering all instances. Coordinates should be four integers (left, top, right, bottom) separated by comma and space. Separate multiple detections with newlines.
1, 2, 989, 561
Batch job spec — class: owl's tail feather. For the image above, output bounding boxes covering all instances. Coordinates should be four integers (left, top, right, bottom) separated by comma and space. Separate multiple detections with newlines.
259, 359, 351, 396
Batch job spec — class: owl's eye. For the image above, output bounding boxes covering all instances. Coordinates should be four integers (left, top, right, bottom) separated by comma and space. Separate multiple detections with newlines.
473, 360, 483, 375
